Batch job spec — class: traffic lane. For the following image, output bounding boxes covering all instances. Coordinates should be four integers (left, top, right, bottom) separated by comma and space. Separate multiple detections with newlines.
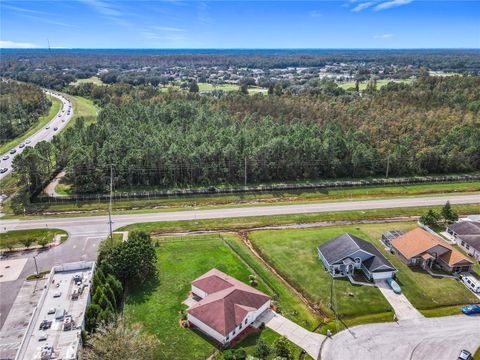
0, 92, 72, 181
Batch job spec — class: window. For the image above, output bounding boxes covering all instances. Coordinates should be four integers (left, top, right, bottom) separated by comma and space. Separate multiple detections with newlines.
461, 241, 465, 246
245, 319, 248, 324
466, 244, 470, 250
226, 335, 229, 341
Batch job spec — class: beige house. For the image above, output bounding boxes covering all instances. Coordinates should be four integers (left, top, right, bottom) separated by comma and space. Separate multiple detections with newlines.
390, 228, 473, 274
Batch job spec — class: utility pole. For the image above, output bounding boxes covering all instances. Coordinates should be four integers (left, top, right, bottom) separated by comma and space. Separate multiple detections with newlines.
244, 156, 247, 187
33, 256, 39, 276
108, 164, 114, 241
385, 152, 390, 178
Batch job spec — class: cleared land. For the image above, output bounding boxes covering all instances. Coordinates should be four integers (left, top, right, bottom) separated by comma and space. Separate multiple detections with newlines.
63, 95, 98, 130
248, 222, 478, 328
0, 95, 61, 155
338, 79, 413, 90
70, 76, 104, 86
124, 235, 314, 359
30, 180, 480, 216
0, 228, 67, 250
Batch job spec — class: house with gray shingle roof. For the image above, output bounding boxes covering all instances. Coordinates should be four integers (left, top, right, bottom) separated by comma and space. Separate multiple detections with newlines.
447, 221, 480, 261
186, 269, 270, 345
317, 233, 397, 281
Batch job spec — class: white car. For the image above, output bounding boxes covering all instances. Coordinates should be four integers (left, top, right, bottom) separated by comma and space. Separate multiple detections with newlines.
45, 126, 50, 130
25, 139, 31, 144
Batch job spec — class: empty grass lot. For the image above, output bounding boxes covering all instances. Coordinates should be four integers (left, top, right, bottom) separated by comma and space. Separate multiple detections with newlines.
124, 235, 314, 359
0, 95, 61, 155
0, 228, 67, 250
70, 76, 104, 86
248, 222, 479, 326
338, 78, 413, 90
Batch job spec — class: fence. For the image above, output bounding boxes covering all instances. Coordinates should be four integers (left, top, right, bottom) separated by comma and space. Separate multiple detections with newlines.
33, 174, 480, 204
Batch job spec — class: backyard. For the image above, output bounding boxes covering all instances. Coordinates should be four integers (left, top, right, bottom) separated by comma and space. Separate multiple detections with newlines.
123, 234, 317, 359
248, 222, 479, 328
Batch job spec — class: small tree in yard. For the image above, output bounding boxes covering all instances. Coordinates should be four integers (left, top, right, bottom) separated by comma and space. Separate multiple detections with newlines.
273, 336, 293, 360
20, 238, 34, 248
441, 201, 458, 224
420, 209, 441, 228
254, 338, 271, 359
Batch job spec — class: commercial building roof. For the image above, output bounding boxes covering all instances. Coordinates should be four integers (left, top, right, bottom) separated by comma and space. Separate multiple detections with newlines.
15, 261, 94, 360
188, 269, 270, 336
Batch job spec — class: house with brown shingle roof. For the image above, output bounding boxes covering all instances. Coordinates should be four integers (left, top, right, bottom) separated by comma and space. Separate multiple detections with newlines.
186, 269, 270, 345
390, 228, 473, 274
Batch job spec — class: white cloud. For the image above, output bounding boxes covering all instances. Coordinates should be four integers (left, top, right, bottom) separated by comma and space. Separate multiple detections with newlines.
374, 0, 414, 11
352, 2, 376, 12
374, 33, 394, 39
79, 0, 122, 16
0, 40, 40, 48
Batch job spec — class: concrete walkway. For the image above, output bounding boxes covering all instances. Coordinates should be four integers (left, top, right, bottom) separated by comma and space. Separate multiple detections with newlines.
254, 310, 325, 359
375, 280, 423, 320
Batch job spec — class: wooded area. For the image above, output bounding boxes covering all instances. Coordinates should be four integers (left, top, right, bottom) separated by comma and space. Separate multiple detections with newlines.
10, 75, 479, 201
0, 82, 50, 144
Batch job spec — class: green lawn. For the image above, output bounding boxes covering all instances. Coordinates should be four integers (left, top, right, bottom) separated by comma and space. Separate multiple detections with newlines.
124, 235, 316, 359
27, 180, 480, 216
248, 222, 479, 326
63, 95, 99, 129
474, 346, 480, 360
338, 78, 413, 90
0, 228, 67, 250
0, 95, 62, 155
249, 227, 394, 330
70, 76, 104, 86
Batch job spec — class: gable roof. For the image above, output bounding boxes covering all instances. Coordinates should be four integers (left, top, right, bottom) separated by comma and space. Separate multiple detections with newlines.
457, 235, 480, 251
448, 221, 480, 236
391, 228, 473, 267
188, 269, 270, 336
318, 233, 395, 272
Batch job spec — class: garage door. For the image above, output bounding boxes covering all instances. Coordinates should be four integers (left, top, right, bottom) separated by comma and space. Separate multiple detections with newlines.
371, 271, 394, 280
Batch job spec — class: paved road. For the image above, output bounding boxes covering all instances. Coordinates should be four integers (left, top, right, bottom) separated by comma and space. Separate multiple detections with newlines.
321, 315, 480, 360
2, 194, 480, 235
0, 91, 72, 181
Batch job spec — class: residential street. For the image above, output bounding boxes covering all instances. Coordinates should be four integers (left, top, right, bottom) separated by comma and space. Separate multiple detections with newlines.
321, 315, 480, 360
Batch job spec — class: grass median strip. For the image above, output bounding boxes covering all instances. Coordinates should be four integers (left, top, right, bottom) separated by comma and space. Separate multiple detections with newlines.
0, 228, 67, 250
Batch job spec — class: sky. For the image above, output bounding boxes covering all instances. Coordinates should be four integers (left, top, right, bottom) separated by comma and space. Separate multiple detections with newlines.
0, 0, 479, 49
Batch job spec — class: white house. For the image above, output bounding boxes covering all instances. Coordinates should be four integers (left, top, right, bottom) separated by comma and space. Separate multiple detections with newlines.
447, 221, 480, 261
317, 233, 397, 281
186, 269, 270, 345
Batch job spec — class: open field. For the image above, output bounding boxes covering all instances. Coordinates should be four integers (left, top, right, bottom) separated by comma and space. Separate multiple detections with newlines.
63, 95, 99, 130
338, 78, 413, 90
249, 222, 479, 326
70, 76, 104, 86
0, 228, 67, 250
0, 95, 61, 155
27, 180, 480, 216
118, 203, 480, 234
124, 235, 312, 359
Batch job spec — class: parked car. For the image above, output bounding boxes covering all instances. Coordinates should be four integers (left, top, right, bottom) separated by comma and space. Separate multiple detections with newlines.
2, 155, 9, 160
53, 127, 58, 131
47, 308, 56, 315
39, 320, 52, 330
53, 292, 62, 298
0, 168, 8, 174
45, 126, 50, 130
25, 139, 31, 144
387, 278, 402, 294
38, 333, 48, 341
9, 149, 16, 154
461, 304, 480, 315
461, 274, 480, 293
19, 143, 25, 148
458, 349, 472, 360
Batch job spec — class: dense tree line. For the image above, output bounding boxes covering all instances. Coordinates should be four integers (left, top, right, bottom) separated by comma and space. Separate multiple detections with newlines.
0, 82, 50, 144
10, 75, 480, 200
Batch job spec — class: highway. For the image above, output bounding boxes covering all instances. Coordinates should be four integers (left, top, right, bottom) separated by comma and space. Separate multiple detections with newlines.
2, 193, 480, 235
0, 91, 73, 181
